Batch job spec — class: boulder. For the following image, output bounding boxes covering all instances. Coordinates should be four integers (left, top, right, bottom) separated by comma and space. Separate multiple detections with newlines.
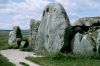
60, 27, 84, 53
8, 26, 22, 46
21, 40, 29, 48
72, 33, 95, 54
29, 19, 40, 49
96, 29, 100, 53
80, 34, 94, 54
37, 3, 71, 52
8, 31, 16, 46
72, 32, 83, 54
74, 17, 100, 26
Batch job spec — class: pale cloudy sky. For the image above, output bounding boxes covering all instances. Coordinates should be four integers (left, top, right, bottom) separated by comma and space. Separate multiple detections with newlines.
0, 0, 100, 30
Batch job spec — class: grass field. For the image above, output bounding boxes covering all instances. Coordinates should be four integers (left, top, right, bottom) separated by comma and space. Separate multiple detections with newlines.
1, 30, 100, 66
26, 53, 100, 66
0, 31, 9, 50
0, 31, 16, 66
0, 54, 15, 66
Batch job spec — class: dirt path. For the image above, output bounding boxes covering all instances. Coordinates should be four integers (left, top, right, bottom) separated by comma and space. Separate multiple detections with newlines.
0, 49, 41, 66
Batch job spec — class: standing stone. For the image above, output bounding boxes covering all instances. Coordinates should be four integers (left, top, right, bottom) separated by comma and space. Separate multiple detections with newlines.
37, 3, 70, 52
29, 19, 40, 49
72, 33, 95, 54
8, 26, 22, 46
21, 40, 29, 48
80, 34, 94, 54
96, 29, 100, 53
72, 32, 83, 54
60, 26, 84, 53
8, 31, 16, 46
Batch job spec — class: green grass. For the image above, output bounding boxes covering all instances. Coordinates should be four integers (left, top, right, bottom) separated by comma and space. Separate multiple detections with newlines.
0, 30, 30, 66
0, 31, 9, 50
19, 62, 29, 66
0, 31, 19, 50
26, 53, 100, 66
0, 31, 16, 66
20, 46, 33, 52
0, 54, 15, 66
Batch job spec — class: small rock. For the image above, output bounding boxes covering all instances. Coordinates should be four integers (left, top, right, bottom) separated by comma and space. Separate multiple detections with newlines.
21, 40, 29, 48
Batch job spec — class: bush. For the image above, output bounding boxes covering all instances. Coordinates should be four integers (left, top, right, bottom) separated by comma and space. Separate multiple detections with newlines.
20, 46, 33, 52
8, 44, 19, 49
90, 54, 100, 60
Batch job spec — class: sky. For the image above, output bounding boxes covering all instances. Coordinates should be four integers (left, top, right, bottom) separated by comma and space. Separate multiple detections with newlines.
0, 0, 100, 30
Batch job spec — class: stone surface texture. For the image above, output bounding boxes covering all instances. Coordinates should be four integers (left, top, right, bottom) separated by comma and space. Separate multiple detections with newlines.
36, 3, 70, 52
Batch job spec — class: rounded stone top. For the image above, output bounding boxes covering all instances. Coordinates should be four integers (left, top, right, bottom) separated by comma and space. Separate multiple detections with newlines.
44, 3, 66, 11
42, 3, 68, 18
42, 3, 70, 26
30, 19, 35, 26
30, 19, 40, 25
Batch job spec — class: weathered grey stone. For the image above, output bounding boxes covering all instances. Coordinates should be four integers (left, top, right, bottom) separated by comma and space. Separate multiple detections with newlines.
8, 31, 16, 46
74, 17, 100, 26
80, 34, 94, 54
96, 29, 100, 53
60, 26, 84, 53
21, 40, 29, 48
29, 19, 40, 49
72, 32, 83, 54
37, 3, 70, 52
72, 33, 95, 54
8, 26, 22, 46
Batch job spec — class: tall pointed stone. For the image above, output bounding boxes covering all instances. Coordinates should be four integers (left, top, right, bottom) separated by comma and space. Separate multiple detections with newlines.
72, 32, 83, 54
29, 19, 40, 49
96, 29, 100, 53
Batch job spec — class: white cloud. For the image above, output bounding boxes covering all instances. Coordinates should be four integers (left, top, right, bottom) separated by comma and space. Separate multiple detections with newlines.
0, 0, 52, 29
55, 0, 100, 22
0, 0, 100, 29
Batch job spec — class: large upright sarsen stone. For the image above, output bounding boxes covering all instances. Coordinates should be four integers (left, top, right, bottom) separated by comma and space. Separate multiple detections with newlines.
37, 3, 70, 52
74, 17, 100, 26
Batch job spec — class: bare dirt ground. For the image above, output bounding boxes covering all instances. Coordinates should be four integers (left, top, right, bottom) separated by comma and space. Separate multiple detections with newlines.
0, 49, 41, 66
